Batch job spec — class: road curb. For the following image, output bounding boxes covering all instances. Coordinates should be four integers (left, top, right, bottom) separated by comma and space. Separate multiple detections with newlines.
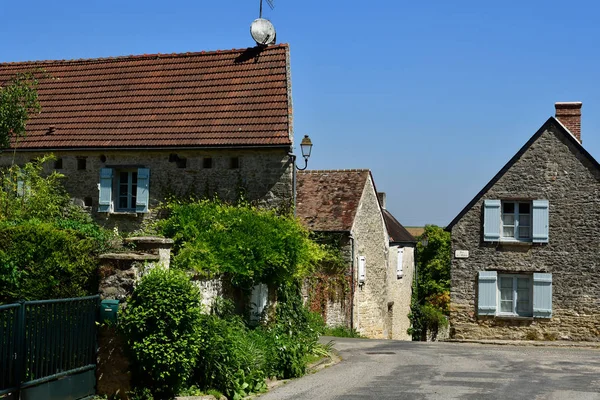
446, 339, 600, 349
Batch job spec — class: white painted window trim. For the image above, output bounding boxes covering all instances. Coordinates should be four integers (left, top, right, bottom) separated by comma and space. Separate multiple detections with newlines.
116, 170, 138, 211
501, 201, 532, 242
496, 274, 533, 317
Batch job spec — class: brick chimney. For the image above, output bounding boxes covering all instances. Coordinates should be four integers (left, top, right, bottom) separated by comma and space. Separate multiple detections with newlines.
378, 192, 386, 209
555, 102, 582, 143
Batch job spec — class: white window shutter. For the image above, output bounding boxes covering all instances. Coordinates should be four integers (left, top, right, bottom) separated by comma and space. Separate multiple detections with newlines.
483, 199, 501, 241
98, 168, 113, 213
532, 200, 549, 243
358, 256, 366, 283
478, 271, 497, 316
533, 273, 552, 318
250, 283, 268, 323
136, 168, 150, 213
396, 248, 404, 279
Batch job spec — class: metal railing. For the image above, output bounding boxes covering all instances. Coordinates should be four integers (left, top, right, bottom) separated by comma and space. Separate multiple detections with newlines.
0, 295, 99, 397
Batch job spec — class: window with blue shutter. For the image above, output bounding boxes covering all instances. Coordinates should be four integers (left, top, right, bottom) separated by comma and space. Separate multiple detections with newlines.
532, 200, 549, 243
98, 168, 113, 213
533, 273, 552, 318
477, 271, 497, 316
483, 200, 501, 241
136, 168, 150, 213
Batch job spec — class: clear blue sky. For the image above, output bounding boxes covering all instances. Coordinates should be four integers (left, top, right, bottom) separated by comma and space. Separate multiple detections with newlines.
2, 1, 600, 227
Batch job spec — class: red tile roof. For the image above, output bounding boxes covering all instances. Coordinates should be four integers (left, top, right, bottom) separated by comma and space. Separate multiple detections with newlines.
296, 170, 370, 232
0, 45, 292, 149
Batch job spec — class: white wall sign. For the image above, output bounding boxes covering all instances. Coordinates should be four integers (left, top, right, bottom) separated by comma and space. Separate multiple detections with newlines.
455, 250, 469, 259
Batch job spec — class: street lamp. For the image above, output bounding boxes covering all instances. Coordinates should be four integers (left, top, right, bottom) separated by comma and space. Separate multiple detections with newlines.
290, 135, 313, 216
295, 135, 313, 170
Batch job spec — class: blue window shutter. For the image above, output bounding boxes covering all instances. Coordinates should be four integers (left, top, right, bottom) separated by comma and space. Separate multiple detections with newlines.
533, 273, 552, 318
136, 168, 150, 213
98, 168, 113, 213
478, 271, 497, 316
532, 200, 549, 243
483, 199, 501, 241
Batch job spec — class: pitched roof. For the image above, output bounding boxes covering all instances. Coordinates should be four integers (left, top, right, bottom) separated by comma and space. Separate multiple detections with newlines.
405, 227, 425, 238
296, 169, 370, 232
382, 209, 417, 244
0, 45, 292, 150
446, 116, 600, 230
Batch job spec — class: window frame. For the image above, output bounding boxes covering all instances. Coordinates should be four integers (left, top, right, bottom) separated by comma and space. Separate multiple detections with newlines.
116, 169, 138, 212
496, 273, 533, 317
500, 200, 532, 242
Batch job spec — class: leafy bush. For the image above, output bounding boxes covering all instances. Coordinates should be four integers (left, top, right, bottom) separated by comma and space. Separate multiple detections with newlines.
408, 225, 451, 340
0, 154, 71, 222
262, 281, 322, 379
195, 314, 268, 400
0, 220, 101, 302
156, 199, 324, 287
120, 267, 203, 399
323, 325, 365, 338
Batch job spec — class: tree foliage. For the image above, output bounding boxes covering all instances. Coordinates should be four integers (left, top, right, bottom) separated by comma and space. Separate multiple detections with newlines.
156, 198, 325, 286
0, 72, 41, 150
409, 225, 451, 340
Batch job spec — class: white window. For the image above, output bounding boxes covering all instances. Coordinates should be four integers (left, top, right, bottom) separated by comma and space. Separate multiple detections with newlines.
99, 167, 149, 213
483, 199, 548, 243
498, 274, 532, 317
501, 201, 531, 240
117, 170, 138, 211
478, 271, 552, 318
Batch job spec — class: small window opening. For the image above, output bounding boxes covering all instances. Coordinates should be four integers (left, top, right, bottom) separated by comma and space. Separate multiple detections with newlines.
100, 155, 107, 163
176, 157, 187, 168
203, 157, 213, 169
230, 157, 239, 169
54, 158, 63, 169
168, 154, 179, 163
77, 158, 87, 171
84, 197, 93, 207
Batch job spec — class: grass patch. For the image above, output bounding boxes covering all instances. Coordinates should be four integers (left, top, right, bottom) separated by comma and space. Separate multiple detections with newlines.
323, 325, 365, 338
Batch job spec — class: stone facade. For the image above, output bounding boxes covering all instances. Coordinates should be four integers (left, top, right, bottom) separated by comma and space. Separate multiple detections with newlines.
449, 121, 600, 341
2, 148, 293, 232
386, 244, 414, 340
352, 175, 392, 339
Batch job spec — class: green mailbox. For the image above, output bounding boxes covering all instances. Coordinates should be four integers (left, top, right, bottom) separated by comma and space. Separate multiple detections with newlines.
100, 299, 120, 323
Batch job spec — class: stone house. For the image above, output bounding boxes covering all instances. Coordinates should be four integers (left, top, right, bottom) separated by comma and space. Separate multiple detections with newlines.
0, 45, 295, 232
296, 169, 416, 339
446, 102, 600, 341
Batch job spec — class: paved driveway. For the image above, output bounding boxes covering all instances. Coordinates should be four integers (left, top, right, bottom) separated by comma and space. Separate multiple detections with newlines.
258, 337, 600, 399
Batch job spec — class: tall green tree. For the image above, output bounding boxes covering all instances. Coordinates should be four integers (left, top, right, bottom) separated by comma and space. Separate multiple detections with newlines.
0, 72, 41, 150
409, 225, 451, 340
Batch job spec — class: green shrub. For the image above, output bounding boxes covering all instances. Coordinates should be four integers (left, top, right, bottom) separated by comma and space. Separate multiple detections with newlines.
120, 267, 203, 399
156, 199, 324, 287
195, 314, 268, 400
261, 281, 322, 379
323, 325, 365, 338
0, 220, 101, 302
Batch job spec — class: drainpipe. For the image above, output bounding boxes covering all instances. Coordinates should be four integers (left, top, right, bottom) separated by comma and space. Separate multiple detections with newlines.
350, 234, 355, 330
289, 152, 297, 216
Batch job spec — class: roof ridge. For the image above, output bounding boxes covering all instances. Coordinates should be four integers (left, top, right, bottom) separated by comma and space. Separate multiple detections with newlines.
0, 44, 289, 66
299, 169, 370, 173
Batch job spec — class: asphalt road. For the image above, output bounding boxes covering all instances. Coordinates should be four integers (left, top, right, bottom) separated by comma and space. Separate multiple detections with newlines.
258, 337, 600, 399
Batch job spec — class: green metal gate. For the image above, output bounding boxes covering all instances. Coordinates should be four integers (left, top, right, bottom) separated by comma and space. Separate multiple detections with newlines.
0, 295, 99, 400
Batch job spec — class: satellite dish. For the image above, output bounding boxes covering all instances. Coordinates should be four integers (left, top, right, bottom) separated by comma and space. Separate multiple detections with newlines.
250, 18, 276, 46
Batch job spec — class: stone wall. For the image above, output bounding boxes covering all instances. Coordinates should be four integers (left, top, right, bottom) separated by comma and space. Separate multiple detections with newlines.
352, 175, 390, 338
385, 244, 415, 340
450, 124, 600, 341
3, 147, 293, 232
